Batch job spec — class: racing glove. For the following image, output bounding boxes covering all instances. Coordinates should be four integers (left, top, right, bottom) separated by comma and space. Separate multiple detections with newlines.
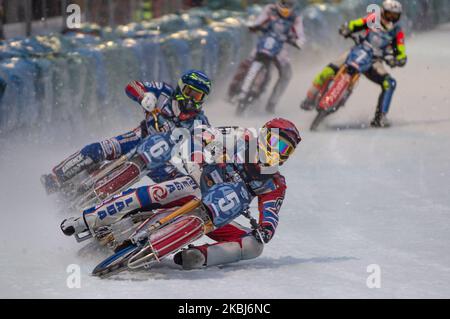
396, 56, 408, 67
386, 56, 397, 68
248, 25, 259, 32
288, 38, 302, 50
253, 225, 274, 244
339, 23, 352, 38
140, 92, 157, 112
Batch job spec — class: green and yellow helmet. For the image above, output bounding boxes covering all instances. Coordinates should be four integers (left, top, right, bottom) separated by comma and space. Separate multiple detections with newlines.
175, 70, 212, 114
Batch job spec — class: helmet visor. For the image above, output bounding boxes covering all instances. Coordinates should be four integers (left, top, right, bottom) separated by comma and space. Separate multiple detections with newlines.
279, 0, 295, 8
268, 132, 295, 158
260, 131, 295, 166
384, 10, 401, 23
182, 85, 206, 103
278, 0, 294, 17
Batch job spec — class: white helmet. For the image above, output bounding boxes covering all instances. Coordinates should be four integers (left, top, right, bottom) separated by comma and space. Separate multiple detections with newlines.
382, 0, 403, 23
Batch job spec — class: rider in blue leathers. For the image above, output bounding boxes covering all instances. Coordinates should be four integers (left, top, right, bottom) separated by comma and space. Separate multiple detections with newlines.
61, 118, 302, 270
229, 0, 305, 113
41, 70, 212, 193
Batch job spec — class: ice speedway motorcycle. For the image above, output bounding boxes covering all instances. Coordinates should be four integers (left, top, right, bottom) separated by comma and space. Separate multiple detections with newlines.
44, 117, 181, 211
91, 198, 212, 278
228, 27, 300, 115
46, 142, 153, 211
306, 34, 397, 131
50, 124, 233, 211
64, 129, 263, 278
90, 198, 262, 278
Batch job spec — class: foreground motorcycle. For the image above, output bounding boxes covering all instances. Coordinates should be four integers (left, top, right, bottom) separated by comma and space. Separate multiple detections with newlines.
88, 128, 262, 278
91, 199, 209, 277
228, 28, 300, 115
91, 198, 262, 278
308, 34, 396, 131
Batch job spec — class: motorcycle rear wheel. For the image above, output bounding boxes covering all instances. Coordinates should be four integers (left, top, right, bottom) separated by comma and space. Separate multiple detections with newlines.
310, 110, 329, 131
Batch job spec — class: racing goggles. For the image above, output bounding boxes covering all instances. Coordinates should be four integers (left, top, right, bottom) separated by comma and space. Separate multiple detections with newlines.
182, 85, 206, 104
268, 132, 295, 158
384, 11, 401, 23
277, 0, 295, 17
260, 131, 295, 166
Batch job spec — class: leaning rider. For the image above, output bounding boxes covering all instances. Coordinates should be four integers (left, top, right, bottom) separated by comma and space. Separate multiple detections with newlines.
41, 70, 212, 192
61, 118, 302, 270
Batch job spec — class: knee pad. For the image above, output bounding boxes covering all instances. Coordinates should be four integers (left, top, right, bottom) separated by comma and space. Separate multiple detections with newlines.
383, 76, 397, 92
204, 236, 264, 267
313, 64, 338, 87
205, 241, 243, 267
241, 236, 264, 260
378, 76, 397, 114
328, 63, 340, 73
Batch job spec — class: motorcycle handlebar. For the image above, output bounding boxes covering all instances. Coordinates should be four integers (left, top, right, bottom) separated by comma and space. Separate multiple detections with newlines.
242, 209, 260, 231
347, 33, 397, 67
248, 25, 261, 33
248, 26, 300, 50
348, 33, 361, 45
287, 39, 301, 50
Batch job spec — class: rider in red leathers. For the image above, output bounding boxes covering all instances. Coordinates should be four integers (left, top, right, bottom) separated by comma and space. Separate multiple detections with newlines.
61, 118, 302, 270
173, 118, 301, 269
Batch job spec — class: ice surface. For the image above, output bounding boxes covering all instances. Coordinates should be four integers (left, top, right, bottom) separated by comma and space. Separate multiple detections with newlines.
0, 25, 449, 298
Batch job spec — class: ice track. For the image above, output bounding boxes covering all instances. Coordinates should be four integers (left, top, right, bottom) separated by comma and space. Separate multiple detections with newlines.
1, 25, 450, 298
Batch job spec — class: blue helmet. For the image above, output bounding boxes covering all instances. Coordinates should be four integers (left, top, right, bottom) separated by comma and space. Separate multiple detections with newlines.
175, 70, 212, 113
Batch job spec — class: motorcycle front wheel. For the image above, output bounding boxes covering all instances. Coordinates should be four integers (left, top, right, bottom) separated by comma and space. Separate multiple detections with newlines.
92, 243, 139, 278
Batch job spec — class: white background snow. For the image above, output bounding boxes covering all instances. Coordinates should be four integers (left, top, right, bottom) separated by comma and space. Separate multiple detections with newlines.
0, 24, 449, 299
